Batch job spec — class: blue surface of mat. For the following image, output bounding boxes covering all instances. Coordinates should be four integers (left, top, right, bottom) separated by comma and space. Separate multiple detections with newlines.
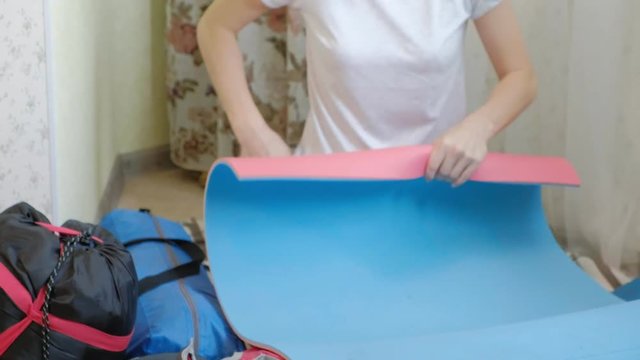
204, 155, 638, 359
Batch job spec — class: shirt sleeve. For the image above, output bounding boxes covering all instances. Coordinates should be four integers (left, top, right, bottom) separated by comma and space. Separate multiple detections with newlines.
261, 0, 292, 8
469, 0, 502, 19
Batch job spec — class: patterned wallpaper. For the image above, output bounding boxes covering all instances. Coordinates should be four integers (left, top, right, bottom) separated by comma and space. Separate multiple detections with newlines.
0, 0, 52, 216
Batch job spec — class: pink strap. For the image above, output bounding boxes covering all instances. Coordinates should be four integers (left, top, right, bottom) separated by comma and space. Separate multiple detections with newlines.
0, 263, 33, 353
0, 261, 31, 314
0, 262, 131, 355
0, 319, 31, 356
240, 348, 285, 360
36, 222, 104, 244
214, 145, 580, 186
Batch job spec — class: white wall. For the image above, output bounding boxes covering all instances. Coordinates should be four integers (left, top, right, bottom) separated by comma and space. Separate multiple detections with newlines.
50, 0, 168, 221
0, 0, 53, 217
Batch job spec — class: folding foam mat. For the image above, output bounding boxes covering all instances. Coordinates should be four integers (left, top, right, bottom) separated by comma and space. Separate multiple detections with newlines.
204, 146, 640, 359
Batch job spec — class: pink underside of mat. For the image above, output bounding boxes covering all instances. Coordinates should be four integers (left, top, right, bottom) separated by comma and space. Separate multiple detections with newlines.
213, 145, 580, 186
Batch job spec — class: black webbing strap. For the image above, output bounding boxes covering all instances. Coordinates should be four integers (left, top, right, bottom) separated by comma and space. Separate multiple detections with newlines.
126, 237, 205, 295
126, 209, 206, 295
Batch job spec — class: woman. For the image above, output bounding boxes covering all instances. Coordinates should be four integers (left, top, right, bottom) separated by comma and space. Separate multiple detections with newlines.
197, 0, 536, 185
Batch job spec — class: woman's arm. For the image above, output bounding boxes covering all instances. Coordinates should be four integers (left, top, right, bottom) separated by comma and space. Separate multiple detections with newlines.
197, 0, 291, 157
426, 0, 537, 185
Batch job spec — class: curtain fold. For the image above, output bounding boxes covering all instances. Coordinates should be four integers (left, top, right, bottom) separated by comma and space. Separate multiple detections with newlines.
466, 0, 640, 281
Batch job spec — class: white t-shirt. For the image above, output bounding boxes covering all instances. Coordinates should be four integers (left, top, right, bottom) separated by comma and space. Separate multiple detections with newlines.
261, 0, 501, 155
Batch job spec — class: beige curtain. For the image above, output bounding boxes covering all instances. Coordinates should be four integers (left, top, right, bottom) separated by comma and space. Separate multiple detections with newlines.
166, 0, 308, 171
466, 0, 640, 284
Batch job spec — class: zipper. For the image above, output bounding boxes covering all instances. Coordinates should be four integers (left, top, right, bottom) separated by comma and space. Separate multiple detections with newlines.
149, 213, 201, 354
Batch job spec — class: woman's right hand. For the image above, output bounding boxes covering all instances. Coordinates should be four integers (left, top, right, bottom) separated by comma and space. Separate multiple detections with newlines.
239, 125, 291, 158
198, 0, 285, 157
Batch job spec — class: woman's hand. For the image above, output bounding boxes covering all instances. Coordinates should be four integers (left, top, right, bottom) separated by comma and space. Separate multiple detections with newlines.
425, 116, 493, 186
239, 126, 291, 157
424, 0, 537, 186
198, 0, 281, 157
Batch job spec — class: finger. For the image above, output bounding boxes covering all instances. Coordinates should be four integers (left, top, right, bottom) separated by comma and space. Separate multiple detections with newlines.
450, 155, 472, 181
426, 146, 446, 180
453, 162, 480, 187
439, 147, 462, 180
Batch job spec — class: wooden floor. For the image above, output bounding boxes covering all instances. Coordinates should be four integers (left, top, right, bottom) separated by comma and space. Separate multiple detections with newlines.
118, 167, 205, 222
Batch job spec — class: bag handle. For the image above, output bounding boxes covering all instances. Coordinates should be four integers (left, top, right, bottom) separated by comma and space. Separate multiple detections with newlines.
125, 209, 206, 295
126, 237, 205, 295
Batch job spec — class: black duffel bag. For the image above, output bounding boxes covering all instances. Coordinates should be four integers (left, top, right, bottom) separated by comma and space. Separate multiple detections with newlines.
0, 203, 138, 359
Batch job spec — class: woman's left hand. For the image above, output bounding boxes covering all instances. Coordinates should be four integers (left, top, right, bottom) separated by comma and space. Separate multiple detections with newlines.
425, 116, 493, 186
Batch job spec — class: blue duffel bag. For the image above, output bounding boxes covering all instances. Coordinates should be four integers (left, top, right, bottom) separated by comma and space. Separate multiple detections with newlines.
100, 209, 244, 360
614, 278, 640, 301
